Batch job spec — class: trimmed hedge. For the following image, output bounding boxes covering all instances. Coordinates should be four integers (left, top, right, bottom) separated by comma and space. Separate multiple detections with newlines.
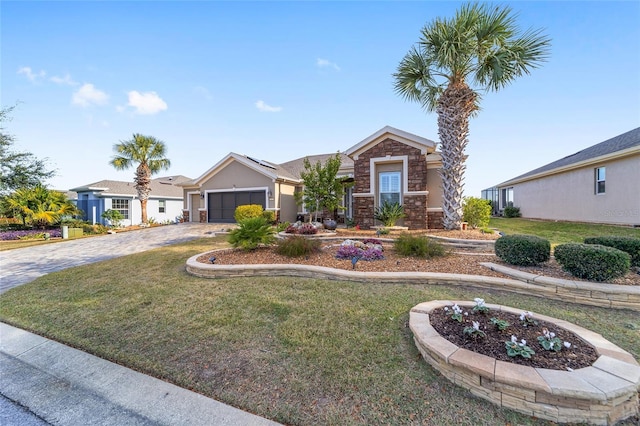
494, 234, 550, 266
554, 243, 630, 282
584, 236, 640, 268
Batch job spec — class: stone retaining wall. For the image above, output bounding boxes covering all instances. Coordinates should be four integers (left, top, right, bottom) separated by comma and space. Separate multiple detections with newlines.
410, 301, 640, 425
185, 254, 640, 311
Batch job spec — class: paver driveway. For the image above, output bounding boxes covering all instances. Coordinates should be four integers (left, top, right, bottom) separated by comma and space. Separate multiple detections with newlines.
0, 223, 223, 294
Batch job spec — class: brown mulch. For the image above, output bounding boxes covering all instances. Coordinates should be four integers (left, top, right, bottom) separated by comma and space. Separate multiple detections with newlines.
196, 233, 640, 285
428, 307, 599, 370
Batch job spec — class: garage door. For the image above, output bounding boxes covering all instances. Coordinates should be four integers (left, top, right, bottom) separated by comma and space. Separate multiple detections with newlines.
208, 191, 266, 223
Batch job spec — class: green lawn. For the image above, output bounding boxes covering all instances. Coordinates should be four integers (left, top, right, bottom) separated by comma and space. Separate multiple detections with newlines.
1, 236, 638, 425
489, 217, 640, 246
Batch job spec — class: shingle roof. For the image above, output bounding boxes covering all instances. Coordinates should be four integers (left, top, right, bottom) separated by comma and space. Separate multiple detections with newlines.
70, 175, 191, 198
500, 127, 640, 185
279, 153, 354, 178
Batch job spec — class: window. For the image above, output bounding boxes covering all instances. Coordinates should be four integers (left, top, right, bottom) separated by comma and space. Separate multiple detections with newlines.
112, 198, 129, 219
379, 172, 401, 205
595, 167, 606, 194
500, 187, 514, 209
159, 199, 166, 213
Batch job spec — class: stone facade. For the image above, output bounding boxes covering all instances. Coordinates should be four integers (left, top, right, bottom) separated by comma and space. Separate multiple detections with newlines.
182, 210, 190, 223
199, 210, 206, 223
428, 210, 444, 229
352, 138, 433, 229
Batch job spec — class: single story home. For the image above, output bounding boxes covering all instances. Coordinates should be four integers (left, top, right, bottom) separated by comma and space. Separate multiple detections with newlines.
492, 127, 639, 226
179, 126, 445, 229
70, 175, 191, 226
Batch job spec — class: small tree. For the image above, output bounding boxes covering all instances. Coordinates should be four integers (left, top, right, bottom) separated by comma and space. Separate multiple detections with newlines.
296, 153, 348, 222
462, 197, 491, 229
101, 209, 124, 228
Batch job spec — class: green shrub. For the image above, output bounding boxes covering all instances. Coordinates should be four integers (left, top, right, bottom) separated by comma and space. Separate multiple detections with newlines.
374, 201, 404, 227
228, 217, 275, 251
584, 236, 640, 267
275, 236, 321, 257
394, 233, 447, 258
462, 197, 491, 229
276, 222, 290, 233
234, 204, 264, 222
494, 234, 550, 266
262, 210, 276, 224
554, 243, 630, 282
82, 223, 108, 235
503, 206, 521, 218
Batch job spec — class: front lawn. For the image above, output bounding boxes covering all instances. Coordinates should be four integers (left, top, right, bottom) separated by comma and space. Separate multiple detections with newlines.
1, 236, 638, 425
489, 217, 640, 246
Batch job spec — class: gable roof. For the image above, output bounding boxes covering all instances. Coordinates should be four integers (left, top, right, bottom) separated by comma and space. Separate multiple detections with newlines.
499, 127, 640, 187
70, 175, 191, 198
183, 152, 301, 187
345, 125, 437, 159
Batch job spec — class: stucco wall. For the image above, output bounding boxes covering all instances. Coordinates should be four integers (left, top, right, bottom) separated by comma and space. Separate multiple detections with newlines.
510, 154, 640, 225
277, 183, 298, 223
426, 169, 443, 208
201, 161, 272, 191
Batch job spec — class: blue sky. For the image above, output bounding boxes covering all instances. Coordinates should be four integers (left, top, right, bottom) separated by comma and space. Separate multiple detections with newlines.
2, 1, 639, 198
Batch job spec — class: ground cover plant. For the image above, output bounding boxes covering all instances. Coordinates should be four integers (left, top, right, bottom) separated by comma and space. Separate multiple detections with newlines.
1, 236, 638, 425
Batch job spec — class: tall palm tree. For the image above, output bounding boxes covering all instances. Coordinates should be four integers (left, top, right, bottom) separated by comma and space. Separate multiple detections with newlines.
109, 134, 170, 224
393, 3, 550, 229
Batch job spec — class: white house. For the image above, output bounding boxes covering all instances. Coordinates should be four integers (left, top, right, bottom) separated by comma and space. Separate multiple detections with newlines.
70, 175, 190, 226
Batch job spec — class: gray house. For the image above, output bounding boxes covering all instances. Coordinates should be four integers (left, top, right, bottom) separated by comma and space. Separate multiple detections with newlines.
495, 127, 640, 226
70, 175, 190, 226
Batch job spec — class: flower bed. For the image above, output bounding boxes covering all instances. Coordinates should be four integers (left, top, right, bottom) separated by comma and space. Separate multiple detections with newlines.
410, 300, 640, 425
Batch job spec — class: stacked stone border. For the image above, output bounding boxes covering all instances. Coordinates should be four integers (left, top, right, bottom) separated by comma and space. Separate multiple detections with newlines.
410, 300, 640, 425
185, 252, 640, 311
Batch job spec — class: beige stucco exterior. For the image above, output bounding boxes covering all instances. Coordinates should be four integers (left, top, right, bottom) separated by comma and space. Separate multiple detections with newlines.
503, 153, 640, 226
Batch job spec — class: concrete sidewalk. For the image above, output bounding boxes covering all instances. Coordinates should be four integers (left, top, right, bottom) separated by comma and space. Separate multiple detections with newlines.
0, 323, 281, 426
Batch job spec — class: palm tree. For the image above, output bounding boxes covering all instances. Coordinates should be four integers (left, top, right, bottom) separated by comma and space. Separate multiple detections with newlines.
109, 134, 170, 224
3, 185, 79, 228
393, 3, 550, 230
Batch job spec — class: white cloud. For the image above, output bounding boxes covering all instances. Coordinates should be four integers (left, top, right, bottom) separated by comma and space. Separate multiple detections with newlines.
193, 86, 213, 100
50, 73, 78, 86
126, 90, 168, 115
255, 100, 282, 113
316, 58, 340, 71
72, 83, 109, 107
17, 66, 46, 82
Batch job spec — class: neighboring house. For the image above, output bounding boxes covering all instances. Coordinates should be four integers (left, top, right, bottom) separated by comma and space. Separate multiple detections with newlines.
494, 127, 640, 226
70, 175, 191, 226
180, 126, 445, 229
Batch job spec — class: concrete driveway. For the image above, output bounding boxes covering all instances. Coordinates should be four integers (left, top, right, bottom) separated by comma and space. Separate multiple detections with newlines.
0, 223, 226, 294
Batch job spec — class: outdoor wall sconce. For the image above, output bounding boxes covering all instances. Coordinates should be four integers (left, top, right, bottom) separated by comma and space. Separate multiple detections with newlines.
268, 190, 273, 199
200, 192, 205, 199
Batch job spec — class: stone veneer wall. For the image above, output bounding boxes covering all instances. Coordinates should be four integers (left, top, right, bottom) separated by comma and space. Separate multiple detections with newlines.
428, 211, 444, 229
353, 138, 431, 230
199, 210, 206, 223
182, 210, 190, 223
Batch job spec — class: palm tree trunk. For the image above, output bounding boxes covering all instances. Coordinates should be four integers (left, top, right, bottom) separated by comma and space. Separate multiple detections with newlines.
436, 82, 477, 230
135, 163, 152, 224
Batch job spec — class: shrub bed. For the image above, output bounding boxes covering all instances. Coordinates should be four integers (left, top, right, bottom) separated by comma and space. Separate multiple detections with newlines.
584, 236, 640, 267
554, 243, 631, 282
494, 234, 550, 266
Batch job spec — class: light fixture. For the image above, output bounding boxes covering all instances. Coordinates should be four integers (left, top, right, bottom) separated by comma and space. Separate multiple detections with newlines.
268, 190, 273, 198
200, 192, 205, 199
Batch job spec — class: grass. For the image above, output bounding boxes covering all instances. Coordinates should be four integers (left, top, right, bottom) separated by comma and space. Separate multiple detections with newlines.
489, 217, 640, 246
1, 236, 639, 425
